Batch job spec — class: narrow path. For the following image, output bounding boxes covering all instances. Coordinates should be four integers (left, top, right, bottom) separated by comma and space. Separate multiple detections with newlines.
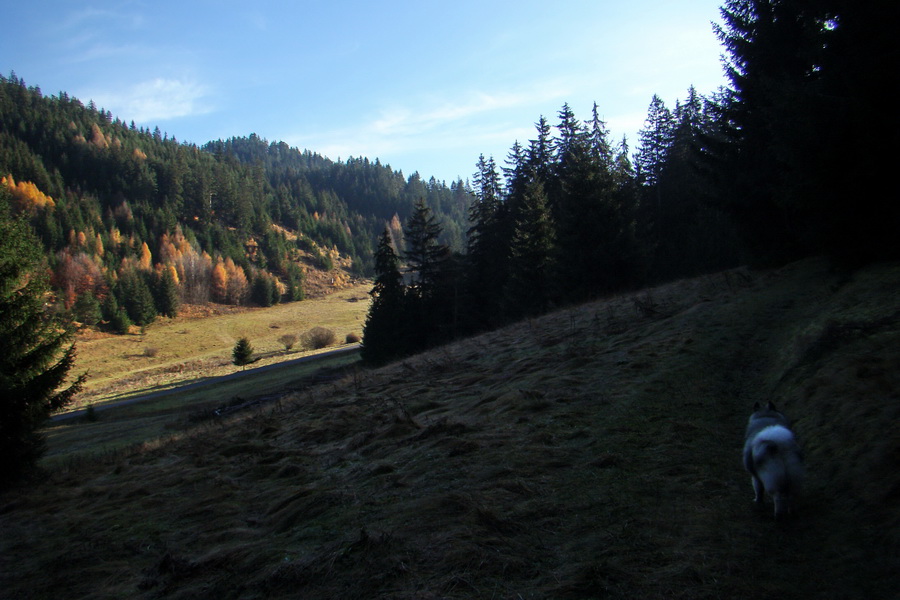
51, 344, 360, 422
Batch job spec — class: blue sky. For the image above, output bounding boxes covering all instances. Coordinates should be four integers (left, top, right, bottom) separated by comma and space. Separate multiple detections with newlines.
2, 1, 728, 184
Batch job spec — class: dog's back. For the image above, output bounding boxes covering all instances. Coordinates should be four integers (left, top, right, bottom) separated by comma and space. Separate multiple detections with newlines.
743, 402, 804, 518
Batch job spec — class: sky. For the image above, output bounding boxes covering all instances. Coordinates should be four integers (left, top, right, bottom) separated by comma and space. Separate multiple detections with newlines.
2, 0, 729, 184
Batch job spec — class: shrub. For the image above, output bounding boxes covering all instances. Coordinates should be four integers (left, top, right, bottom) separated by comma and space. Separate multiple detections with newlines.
143, 347, 159, 358
279, 333, 298, 351
301, 327, 336, 350
83, 404, 98, 422
346, 332, 361, 344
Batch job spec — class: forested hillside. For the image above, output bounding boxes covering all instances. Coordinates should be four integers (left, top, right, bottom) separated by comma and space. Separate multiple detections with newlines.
0, 74, 470, 330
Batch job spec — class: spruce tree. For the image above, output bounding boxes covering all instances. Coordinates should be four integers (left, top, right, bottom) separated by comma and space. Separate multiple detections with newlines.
116, 271, 157, 327
554, 103, 588, 175
527, 116, 554, 188
634, 95, 674, 190
552, 103, 641, 300
506, 178, 557, 318
466, 155, 507, 329
710, 0, 900, 262
649, 86, 741, 280
285, 262, 305, 301
154, 268, 180, 318
588, 102, 614, 167
1, 199, 85, 485
232, 337, 254, 369
403, 200, 453, 350
361, 229, 407, 365
73, 292, 102, 327
403, 199, 446, 298
251, 272, 278, 307
712, 0, 809, 262
110, 307, 132, 335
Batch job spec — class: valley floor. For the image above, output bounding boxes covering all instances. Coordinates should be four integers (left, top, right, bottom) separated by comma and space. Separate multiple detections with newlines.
66, 283, 371, 410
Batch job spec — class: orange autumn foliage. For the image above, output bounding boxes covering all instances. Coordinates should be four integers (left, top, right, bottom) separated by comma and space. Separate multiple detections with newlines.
1, 175, 55, 212
211, 260, 228, 302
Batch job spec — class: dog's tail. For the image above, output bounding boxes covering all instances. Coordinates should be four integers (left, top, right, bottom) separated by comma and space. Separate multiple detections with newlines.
753, 427, 804, 518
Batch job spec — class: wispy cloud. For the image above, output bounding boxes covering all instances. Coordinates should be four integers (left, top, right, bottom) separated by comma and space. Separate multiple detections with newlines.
90, 78, 213, 123
58, 6, 146, 31
292, 82, 568, 156
373, 86, 568, 137
64, 41, 149, 64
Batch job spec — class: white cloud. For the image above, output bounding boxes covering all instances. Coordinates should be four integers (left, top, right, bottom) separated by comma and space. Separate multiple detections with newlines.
66, 42, 148, 64
291, 82, 569, 158
372, 86, 569, 137
91, 78, 213, 123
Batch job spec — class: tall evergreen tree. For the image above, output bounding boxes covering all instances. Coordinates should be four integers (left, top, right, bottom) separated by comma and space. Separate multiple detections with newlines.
649, 86, 742, 280
506, 178, 557, 318
468, 154, 503, 259
403, 199, 447, 298
634, 94, 674, 190
284, 262, 305, 302
712, 0, 899, 262
116, 271, 157, 327
553, 104, 639, 299
466, 154, 507, 329
612, 135, 635, 187
587, 102, 614, 167
403, 199, 454, 350
526, 116, 554, 188
154, 267, 180, 318
1, 198, 85, 485
712, 0, 814, 261
361, 229, 407, 365
551, 104, 599, 190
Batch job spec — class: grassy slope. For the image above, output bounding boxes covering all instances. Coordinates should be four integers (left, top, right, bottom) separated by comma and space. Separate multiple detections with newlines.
40, 349, 363, 467
2, 258, 898, 599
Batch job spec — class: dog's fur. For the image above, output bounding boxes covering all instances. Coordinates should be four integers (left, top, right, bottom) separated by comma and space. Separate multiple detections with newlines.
743, 401, 804, 519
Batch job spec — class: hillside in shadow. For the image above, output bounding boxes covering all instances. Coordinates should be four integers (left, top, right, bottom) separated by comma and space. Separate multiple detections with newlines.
2, 257, 898, 599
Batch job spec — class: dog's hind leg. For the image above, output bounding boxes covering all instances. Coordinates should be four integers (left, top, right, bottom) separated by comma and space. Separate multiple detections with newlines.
751, 475, 765, 504
773, 493, 791, 519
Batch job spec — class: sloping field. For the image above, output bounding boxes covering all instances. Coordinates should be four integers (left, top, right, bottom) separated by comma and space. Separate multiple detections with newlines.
67, 283, 371, 409
2, 258, 898, 599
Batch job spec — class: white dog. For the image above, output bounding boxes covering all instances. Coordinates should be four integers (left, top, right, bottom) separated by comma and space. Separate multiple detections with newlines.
743, 401, 804, 519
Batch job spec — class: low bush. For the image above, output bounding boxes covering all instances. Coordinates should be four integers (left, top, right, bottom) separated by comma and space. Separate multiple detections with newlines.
279, 333, 298, 351
301, 327, 336, 350
346, 332, 361, 344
